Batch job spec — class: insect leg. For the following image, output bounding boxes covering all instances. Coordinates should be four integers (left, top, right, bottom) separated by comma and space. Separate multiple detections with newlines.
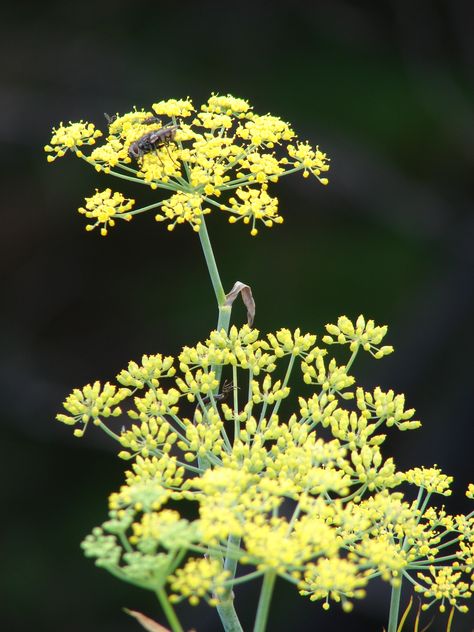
164, 142, 180, 167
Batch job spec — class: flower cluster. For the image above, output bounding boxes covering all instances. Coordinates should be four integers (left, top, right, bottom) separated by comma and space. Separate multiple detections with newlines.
78, 188, 134, 236
323, 315, 393, 358
44, 121, 102, 161
45, 94, 330, 235
56, 381, 131, 438
56, 316, 474, 618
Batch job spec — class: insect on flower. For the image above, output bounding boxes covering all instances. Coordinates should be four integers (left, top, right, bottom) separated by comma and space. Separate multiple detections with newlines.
202, 380, 236, 406
104, 112, 118, 126
128, 122, 179, 162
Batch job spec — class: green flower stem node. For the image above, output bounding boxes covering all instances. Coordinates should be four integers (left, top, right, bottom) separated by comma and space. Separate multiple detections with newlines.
217, 305, 232, 332
253, 571, 277, 632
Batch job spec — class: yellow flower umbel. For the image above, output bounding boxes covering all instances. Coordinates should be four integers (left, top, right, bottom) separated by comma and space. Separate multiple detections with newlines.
58, 316, 474, 623
44, 121, 102, 161
45, 94, 330, 236
78, 188, 134, 236
56, 381, 131, 437
415, 566, 472, 613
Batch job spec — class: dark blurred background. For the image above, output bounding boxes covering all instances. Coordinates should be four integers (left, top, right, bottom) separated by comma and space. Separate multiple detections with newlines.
2, 1, 473, 631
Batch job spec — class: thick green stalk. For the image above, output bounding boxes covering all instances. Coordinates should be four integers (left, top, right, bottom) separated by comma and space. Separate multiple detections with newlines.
155, 588, 184, 632
387, 581, 402, 632
253, 571, 276, 632
198, 217, 232, 386
216, 598, 244, 632
197, 215, 243, 632
222, 534, 241, 596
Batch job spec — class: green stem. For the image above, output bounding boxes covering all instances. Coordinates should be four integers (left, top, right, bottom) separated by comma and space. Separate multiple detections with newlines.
338, 483, 368, 503
155, 587, 184, 632
216, 598, 244, 632
77, 153, 177, 191
125, 200, 166, 217
223, 569, 263, 587
199, 216, 232, 388
287, 500, 302, 533
418, 490, 432, 517
198, 216, 226, 307
345, 343, 360, 373
253, 571, 276, 632
118, 531, 133, 553
233, 364, 240, 442
223, 534, 241, 591
215, 306, 232, 386
409, 556, 460, 566
387, 581, 403, 632
197, 211, 244, 632
97, 420, 121, 442
436, 536, 462, 551
271, 353, 296, 418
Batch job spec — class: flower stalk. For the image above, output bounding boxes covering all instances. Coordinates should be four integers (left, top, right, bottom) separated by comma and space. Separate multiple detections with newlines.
198, 216, 226, 308
253, 571, 277, 632
387, 582, 403, 632
156, 588, 185, 632
198, 216, 242, 631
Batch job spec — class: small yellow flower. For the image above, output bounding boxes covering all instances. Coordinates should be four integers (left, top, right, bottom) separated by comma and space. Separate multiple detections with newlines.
356, 534, 409, 581
237, 114, 294, 145
78, 188, 134, 236
196, 111, 234, 130
110, 480, 172, 513
125, 454, 185, 489
416, 566, 471, 613
226, 185, 283, 236
323, 315, 394, 358
403, 466, 453, 496
116, 354, 176, 389
56, 381, 131, 436
152, 98, 195, 118
155, 192, 210, 232
119, 415, 178, 459
202, 94, 251, 116
299, 557, 367, 611
130, 509, 194, 547
89, 138, 127, 170
288, 142, 330, 182
169, 558, 231, 606
44, 121, 102, 161
241, 515, 338, 573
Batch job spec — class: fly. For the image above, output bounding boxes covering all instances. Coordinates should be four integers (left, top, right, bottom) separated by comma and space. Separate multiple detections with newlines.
128, 123, 179, 161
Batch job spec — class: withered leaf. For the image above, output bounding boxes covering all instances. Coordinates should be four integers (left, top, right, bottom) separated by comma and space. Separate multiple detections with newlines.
225, 281, 255, 326
123, 608, 171, 632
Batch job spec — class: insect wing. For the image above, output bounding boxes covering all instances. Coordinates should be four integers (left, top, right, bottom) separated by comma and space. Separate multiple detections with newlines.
147, 129, 167, 145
